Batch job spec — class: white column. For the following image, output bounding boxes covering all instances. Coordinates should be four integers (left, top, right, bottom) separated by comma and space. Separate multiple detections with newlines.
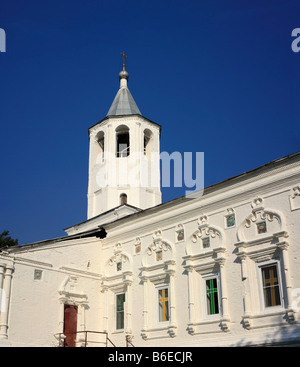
79, 304, 86, 332
186, 267, 195, 324
0, 264, 5, 306
218, 259, 229, 319
238, 254, 252, 329
167, 270, 177, 337
279, 244, 293, 310
102, 287, 109, 332
142, 277, 149, 332
0, 264, 14, 339
125, 281, 132, 334
168, 271, 176, 327
58, 299, 65, 334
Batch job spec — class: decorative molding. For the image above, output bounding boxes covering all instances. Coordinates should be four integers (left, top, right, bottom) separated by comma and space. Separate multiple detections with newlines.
141, 233, 175, 268
187, 216, 224, 256
58, 276, 88, 303
108, 253, 128, 266
59, 266, 101, 279
289, 186, 300, 211
175, 224, 184, 243
224, 208, 236, 229
114, 242, 122, 253
234, 199, 294, 329
237, 198, 285, 243
134, 237, 142, 254
104, 251, 132, 279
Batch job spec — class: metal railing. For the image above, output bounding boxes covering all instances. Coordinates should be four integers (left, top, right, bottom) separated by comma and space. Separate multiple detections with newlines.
117, 146, 130, 157
126, 334, 135, 347
54, 330, 116, 347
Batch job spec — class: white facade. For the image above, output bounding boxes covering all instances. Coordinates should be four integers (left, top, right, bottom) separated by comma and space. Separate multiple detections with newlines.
1, 68, 300, 347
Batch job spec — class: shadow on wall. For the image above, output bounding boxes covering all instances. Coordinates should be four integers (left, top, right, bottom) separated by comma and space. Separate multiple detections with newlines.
234, 323, 300, 346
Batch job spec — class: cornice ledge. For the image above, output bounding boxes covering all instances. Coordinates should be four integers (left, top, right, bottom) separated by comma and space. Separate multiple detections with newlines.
235, 231, 289, 250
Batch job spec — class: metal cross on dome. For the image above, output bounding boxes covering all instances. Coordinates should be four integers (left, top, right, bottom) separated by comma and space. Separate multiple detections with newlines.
121, 51, 127, 71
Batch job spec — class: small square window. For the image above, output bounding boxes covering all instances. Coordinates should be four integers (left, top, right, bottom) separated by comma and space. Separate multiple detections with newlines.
156, 251, 163, 261
257, 221, 267, 234
226, 214, 235, 228
202, 237, 210, 248
34, 269, 42, 280
135, 244, 141, 254
117, 262, 122, 271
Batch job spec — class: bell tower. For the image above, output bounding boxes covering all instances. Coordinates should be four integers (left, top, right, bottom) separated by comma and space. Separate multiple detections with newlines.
87, 54, 162, 219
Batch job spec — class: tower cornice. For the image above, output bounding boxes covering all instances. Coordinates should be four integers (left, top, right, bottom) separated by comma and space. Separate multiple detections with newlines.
88, 114, 161, 138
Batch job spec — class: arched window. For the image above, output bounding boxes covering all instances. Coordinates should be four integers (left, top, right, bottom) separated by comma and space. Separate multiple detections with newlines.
95, 131, 105, 163
143, 128, 153, 156
120, 193, 127, 205
116, 125, 130, 157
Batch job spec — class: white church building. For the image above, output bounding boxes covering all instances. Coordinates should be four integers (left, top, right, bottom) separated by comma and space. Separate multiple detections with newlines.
1, 62, 300, 347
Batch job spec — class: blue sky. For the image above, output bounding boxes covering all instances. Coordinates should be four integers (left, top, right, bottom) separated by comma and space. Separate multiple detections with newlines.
0, 0, 299, 245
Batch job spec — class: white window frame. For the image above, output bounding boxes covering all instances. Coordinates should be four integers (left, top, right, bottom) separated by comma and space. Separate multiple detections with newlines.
202, 273, 221, 320
156, 284, 170, 326
256, 260, 284, 313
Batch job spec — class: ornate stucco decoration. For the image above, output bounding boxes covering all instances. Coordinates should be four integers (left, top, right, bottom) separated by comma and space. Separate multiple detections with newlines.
183, 216, 229, 334
235, 197, 294, 329
289, 186, 300, 211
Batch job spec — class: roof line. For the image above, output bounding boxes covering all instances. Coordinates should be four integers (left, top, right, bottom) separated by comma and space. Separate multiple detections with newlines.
101, 149, 300, 228
5, 227, 106, 251
63, 203, 142, 231
88, 114, 161, 134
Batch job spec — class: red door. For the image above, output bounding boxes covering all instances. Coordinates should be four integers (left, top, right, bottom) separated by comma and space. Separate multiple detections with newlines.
63, 305, 78, 347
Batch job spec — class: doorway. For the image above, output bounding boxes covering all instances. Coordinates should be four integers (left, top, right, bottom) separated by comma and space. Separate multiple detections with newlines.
63, 304, 78, 347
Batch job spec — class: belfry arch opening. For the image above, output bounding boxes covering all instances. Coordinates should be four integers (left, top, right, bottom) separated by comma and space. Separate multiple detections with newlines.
95, 130, 105, 162
116, 125, 130, 157
144, 128, 153, 157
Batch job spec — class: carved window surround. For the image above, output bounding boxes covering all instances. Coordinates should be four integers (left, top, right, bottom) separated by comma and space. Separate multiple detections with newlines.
102, 247, 133, 336
235, 230, 295, 329
183, 217, 230, 334
101, 272, 133, 336
140, 234, 177, 340
183, 247, 230, 335
140, 260, 177, 340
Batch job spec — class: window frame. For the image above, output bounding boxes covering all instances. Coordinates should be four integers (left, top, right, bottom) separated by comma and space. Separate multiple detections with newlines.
115, 292, 126, 331
156, 284, 170, 325
202, 273, 221, 319
257, 260, 284, 312
116, 127, 130, 158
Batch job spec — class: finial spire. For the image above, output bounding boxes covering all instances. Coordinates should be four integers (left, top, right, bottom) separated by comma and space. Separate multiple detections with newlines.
121, 51, 127, 71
